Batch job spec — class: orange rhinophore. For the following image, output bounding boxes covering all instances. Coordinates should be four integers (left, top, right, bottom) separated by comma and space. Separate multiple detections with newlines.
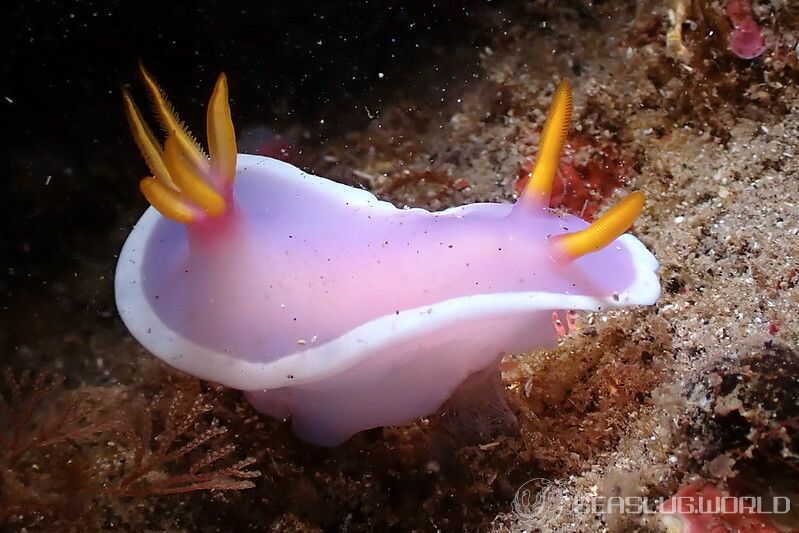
122, 66, 237, 223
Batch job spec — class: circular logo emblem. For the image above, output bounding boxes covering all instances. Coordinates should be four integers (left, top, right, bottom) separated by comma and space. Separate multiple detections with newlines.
512, 478, 564, 525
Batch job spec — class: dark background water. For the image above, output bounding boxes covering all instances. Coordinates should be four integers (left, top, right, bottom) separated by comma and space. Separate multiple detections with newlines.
2, 1, 495, 340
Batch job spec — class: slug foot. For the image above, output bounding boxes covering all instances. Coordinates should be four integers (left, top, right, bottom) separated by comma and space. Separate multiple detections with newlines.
438, 355, 519, 446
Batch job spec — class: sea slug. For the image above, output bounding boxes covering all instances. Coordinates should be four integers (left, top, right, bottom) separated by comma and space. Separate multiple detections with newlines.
115, 68, 660, 445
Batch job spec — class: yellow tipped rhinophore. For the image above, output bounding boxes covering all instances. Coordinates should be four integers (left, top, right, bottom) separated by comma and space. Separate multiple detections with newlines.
121, 90, 176, 190
139, 65, 207, 164
163, 135, 226, 216
207, 74, 237, 189
552, 191, 645, 261
523, 80, 572, 205
123, 68, 237, 223
139, 177, 199, 224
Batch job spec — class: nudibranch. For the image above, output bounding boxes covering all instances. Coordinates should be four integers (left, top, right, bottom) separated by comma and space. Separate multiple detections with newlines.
115, 69, 660, 446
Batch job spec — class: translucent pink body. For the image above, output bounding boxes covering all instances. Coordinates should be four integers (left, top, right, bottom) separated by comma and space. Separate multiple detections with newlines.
115, 155, 660, 445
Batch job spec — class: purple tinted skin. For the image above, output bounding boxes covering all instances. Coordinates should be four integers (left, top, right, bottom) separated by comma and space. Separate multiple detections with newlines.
119, 155, 655, 445
141, 159, 637, 364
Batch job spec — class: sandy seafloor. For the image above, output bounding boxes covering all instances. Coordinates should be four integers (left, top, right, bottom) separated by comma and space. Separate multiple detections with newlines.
3, 1, 799, 531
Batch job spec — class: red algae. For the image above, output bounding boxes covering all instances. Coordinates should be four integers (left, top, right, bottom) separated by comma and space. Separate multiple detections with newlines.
660, 482, 782, 532
726, 0, 766, 59
514, 134, 631, 219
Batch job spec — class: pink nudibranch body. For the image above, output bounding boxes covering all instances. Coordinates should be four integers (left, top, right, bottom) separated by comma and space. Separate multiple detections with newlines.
115, 73, 660, 445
